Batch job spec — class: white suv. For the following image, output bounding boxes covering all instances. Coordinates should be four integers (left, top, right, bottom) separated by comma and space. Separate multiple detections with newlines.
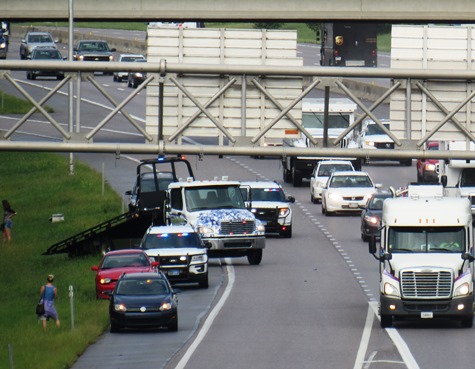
240, 181, 295, 238
139, 224, 209, 288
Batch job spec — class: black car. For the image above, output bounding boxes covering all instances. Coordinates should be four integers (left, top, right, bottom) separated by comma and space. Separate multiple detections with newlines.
360, 193, 393, 242
109, 272, 178, 332
26, 46, 65, 80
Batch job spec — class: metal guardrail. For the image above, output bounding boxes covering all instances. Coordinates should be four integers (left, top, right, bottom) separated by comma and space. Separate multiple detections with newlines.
3, 60, 475, 160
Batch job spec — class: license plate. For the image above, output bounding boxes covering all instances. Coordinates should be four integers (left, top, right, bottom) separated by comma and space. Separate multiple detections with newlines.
166, 270, 180, 276
348, 203, 358, 208
421, 311, 433, 319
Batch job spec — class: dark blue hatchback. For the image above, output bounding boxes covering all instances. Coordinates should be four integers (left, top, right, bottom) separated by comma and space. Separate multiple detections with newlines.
109, 271, 178, 332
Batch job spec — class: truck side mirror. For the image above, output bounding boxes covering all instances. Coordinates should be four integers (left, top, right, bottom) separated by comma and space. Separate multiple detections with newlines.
441, 175, 447, 187
287, 196, 295, 203
368, 236, 377, 254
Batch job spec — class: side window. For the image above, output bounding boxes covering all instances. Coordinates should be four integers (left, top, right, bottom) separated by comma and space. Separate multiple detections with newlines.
170, 188, 183, 211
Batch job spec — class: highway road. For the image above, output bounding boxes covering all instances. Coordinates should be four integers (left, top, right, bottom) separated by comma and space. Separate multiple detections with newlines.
2, 29, 475, 369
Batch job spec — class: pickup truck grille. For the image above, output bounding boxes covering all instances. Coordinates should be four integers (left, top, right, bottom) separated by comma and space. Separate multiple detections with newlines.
253, 208, 279, 222
81, 55, 111, 62
221, 220, 255, 235
374, 142, 395, 149
401, 270, 453, 299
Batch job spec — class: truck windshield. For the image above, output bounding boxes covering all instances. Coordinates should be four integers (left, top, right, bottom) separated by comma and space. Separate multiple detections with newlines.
388, 227, 465, 253
302, 113, 350, 129
185, 185, 246, 211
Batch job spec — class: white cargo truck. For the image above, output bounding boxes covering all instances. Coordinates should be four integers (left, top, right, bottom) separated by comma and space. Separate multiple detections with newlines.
369, 184, 475, 328
281, 98, 363, 187
165, 178, 266, 265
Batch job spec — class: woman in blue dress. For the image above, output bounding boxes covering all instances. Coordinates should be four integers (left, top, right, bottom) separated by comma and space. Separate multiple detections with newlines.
38, 274, 60, 330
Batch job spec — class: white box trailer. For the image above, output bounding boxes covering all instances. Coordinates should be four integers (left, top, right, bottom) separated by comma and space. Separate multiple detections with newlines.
390, 25, 475, 142
145, 27, 303, 145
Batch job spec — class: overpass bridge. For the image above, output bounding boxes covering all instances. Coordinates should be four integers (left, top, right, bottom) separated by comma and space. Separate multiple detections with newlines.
2, 0, 475, 22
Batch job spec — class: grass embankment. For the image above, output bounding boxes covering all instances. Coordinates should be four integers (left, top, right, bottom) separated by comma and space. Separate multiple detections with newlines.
0, 152, 122, 369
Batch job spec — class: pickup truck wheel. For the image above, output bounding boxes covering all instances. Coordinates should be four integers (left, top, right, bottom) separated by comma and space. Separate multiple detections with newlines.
380, 314, 392, 328
198, 274, 209, 289
311, 193, 316, 204
247, 249, 262, 265
361, 233, 369, 242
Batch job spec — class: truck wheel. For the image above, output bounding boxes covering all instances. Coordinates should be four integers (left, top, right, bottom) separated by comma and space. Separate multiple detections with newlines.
380, 314, 392, 328
283, 167, 291, 183
292, 169, 302, 187
461, 316, 473, 328
247, 249, 262, 265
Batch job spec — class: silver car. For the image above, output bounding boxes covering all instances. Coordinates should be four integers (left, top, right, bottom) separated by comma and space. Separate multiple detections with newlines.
20, 32, 57, 59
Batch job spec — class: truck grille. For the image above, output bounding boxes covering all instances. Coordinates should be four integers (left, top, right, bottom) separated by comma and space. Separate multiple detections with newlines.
82, 55, 111, 62
221, 220, 255, 235
374, 142, 395, 149
342, 196, 364, 201
401, 270, 453, 299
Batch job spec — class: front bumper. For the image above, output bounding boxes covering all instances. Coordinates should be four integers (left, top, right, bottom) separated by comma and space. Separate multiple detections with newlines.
110, 309, 177, 328
203, 235, 265, 251
380, 295, 474, 319
161, 263, 207, 283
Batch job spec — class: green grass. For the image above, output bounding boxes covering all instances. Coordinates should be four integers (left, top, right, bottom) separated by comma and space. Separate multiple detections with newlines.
0, 92, 54, 114
0, 152, 123, 369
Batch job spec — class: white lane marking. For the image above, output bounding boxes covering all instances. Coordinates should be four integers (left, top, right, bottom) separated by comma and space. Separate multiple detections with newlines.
174, 259, 235, 369
368, 301, 420, 369
353, 303, 375, 369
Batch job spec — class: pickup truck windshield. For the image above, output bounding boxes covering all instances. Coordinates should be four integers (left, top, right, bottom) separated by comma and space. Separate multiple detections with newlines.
388, 227, 465, 253
185, 185, 246, 211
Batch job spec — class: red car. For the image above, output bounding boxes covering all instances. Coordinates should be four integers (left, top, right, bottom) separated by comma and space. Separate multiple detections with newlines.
416, 141, 439, 183
91, 249, 159, 299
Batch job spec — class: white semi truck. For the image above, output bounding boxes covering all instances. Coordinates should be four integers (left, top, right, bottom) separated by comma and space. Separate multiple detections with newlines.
369, 184, 475, 328
165, 178, 266, 265
281, 98, 363, 187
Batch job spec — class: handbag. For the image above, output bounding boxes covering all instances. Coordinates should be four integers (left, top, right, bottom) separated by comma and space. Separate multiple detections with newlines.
36, 301, 45, 315
36, 286, 45, 315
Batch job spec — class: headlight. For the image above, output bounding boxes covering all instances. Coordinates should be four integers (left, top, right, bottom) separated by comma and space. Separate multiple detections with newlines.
454, 282, 470, 297
424, 163, 436, 171
0, 42, 5, 48
109, 55, 114, 61
365, 141, 375, 147
100, 278, 112, 284
114, 304, 127, 312
77, 55, 84, 61
197, 226, 214, 236
160, 302, 173, 311
134, 72, 144, 78
257, 224, 266, 233
383, 282, 400, 297
328, 193, 342, 201
191, 254, 207, 263
364, 215, 379, 224
279, 208, 290, 217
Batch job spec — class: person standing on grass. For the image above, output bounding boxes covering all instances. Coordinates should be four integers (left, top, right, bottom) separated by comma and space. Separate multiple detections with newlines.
2, 199, 16, 243
38, 274, 60, 331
